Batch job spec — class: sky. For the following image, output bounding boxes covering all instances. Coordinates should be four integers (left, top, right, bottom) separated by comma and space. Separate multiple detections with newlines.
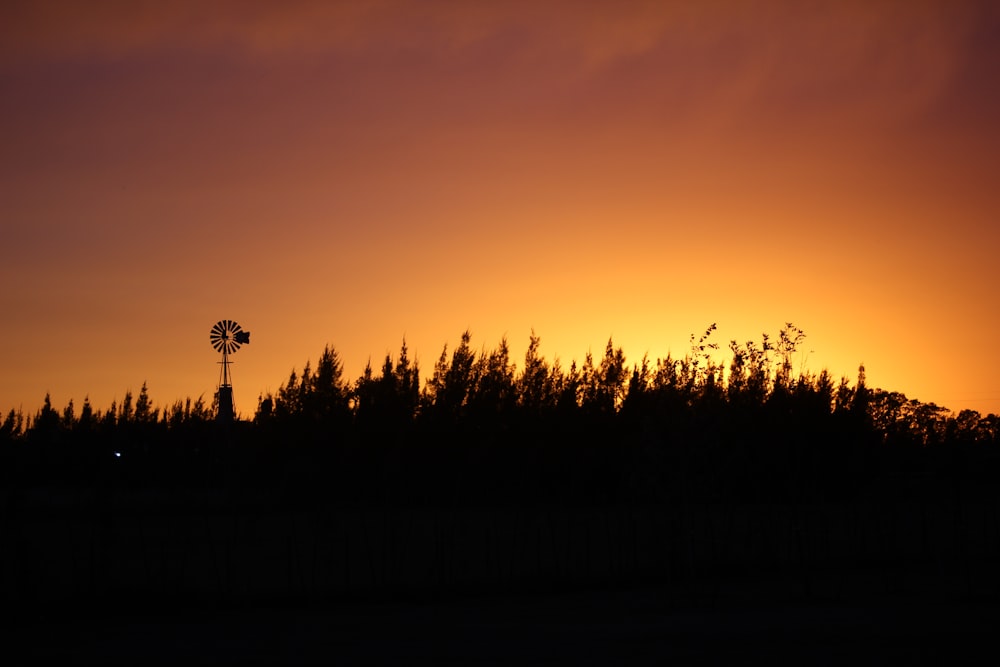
2, 0, 999, 419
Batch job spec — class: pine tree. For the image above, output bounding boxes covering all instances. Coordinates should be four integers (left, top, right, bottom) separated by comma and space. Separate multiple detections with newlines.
135, 382, 157, 424
119, 391, 134, 424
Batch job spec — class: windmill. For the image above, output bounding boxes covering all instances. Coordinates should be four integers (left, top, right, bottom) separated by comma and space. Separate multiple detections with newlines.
210, 319, 250, 422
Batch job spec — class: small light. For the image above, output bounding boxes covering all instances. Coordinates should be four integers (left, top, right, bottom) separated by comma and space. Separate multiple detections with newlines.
114, 451, 122, 458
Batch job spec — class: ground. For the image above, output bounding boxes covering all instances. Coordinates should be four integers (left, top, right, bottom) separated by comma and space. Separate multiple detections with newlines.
11, 582, 1000, 665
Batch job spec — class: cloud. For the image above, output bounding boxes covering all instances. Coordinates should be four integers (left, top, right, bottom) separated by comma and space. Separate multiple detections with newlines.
4, 1, 979, 65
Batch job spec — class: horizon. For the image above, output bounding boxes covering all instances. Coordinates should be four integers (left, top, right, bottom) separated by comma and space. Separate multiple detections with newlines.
4, 321, 995, 421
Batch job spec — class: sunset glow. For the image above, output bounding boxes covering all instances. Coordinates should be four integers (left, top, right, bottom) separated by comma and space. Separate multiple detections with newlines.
3, 0, 999, 418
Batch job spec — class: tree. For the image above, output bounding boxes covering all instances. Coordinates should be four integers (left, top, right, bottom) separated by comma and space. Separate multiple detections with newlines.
425, 330, 477, 419
134, 382, 157, 425
1, 408, 24, 442
622, 353, 652, 415
518, 330, 554, 414
468, 335, 516, 421
118, 390, 134, 424
307, 345, 348, 423
394, 338, 420, 421
774, 322, 806, 391
851, 364, 871, 419
353, 339, 421, 431
583, 338, 626, 414
727, 335, 772, 407
61, 398, 76, 429
556, 359, 581, 413
78, 396, 95, 432
274, 369, 301, 419
32, 393, 61, 443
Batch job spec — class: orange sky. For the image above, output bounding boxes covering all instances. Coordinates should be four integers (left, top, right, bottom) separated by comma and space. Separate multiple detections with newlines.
3, 0, 999, 418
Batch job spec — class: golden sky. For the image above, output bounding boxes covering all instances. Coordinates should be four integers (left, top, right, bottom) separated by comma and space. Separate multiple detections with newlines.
3, 0, 999, 417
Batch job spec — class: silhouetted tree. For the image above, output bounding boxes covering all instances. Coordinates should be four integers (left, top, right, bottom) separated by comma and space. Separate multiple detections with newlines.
134, 382, 157, 425
61, 398, 75, 429
118, 390, 135, 425
270, 368, 301, 421
7, 322, 1000, 511
595, 338, 627, 414
424, 329, 477, 422
354, 339, 422, 433
468, 335, 516, 423
393, 338, 420, 422
305, 345, 349, 424
518, 330, 555, 416
77, 396, 95, 432
31, 393, 61, 444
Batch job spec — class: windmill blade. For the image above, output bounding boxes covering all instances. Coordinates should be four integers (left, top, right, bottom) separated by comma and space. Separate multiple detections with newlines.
210, 319, 249, 356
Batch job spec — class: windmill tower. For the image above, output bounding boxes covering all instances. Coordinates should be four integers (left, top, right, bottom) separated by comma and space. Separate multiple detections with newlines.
210, 319, 250, 422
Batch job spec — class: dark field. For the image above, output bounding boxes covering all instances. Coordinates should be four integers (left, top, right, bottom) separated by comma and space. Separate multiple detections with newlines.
6, 491, 1000, 664
15, 587, 1000, 665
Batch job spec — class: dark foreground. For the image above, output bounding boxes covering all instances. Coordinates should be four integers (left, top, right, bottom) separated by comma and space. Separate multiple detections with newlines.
11, 579, 1000, 665
6, 494, 1000, 663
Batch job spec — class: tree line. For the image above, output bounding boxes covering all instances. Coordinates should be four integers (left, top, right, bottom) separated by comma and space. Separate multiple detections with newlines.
3, 324, 998, 506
